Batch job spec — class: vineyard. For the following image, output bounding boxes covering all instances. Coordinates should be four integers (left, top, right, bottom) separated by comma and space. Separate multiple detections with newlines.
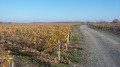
0, 23, 81, 67
89, 22, 120, 34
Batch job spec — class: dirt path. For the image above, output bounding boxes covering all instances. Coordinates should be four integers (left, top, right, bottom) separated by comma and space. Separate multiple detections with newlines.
80, 25, 120, 67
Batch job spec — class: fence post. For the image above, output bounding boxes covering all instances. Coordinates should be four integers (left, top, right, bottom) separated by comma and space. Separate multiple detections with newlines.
58, 40, 60, 61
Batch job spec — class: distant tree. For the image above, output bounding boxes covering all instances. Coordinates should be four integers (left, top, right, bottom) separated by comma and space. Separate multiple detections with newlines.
8, 22, 12, 24
0, 21, 3, 24
86, 21, 90, 23
113, 19, 120, 23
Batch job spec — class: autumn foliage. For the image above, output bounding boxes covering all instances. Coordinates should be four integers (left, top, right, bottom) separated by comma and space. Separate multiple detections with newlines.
89, 22, 120, 33
0, 23, 80, 65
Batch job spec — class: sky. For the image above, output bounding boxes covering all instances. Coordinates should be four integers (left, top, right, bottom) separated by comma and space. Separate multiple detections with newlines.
0, 0, 120, 23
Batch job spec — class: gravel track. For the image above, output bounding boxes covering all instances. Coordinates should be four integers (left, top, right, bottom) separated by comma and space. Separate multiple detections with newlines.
80, 25, 120, 67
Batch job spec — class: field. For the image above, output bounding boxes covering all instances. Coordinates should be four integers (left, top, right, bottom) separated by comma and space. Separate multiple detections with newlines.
2, 22, 120, 67
0, 23, 81, 67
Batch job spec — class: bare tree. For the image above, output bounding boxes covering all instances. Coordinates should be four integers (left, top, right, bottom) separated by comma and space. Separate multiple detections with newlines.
113, 19, 120, 23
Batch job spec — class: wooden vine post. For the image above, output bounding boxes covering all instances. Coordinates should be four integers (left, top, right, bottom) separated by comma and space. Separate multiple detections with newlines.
58, 40, 60, 61
66, 42, 67, 51
11, 61, 14, 67
67, 32, 69, 45
66, 32, 69, 50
